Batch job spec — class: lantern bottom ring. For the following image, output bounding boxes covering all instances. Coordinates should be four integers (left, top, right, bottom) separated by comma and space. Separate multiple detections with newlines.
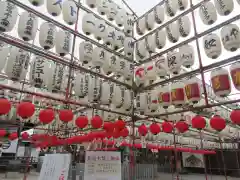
85, 32, 91, 36
32, 1, 39, 6
100, 12, 105, 15
22, 37, 30, 41
108, 18, 114, 21
114, 46, 119, 50
59, 53, 66, 57
208, 20, 214, 25
44, 46, 51, 50
179, 7, 185, 10
0, 27, 6, 32
52, 13, 58, 16
224, 10, 230, 16
89, 4, 95, 8
230, 47, 237, 52
118, 24, 122, 27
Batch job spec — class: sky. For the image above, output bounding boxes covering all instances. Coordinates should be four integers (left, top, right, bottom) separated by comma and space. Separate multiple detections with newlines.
1, 0, 240, 140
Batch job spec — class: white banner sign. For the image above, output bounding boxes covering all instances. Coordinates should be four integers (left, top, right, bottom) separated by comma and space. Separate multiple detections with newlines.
182, 152, 204, 168
38, 153, 71, 180
84, 151, 121, 180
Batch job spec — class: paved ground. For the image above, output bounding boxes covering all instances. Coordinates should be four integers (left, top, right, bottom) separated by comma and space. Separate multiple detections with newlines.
0, 172, 239, 180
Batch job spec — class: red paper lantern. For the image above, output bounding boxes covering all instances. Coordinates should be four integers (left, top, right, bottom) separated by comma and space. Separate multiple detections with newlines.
0, 129, 6, 137
39, 109, 55, 124
210, 115, 226, 131
120, 128, 129, 137
91, 116, 103, 129
59, 109, 73, 123
175, 121, 189, 133
103, 122, 115, 132
149, 123, 161, 135
115, 119, 126, 131
0, 99, 11, 115
192, 115, 206, 130
230, 110, 240, 125
9, 132, 18, 140
17, 102, 35, 118
138, 124, 148, 136
162, 121, 173, 133
21, 132, 29, 140
75, 116, 88, 129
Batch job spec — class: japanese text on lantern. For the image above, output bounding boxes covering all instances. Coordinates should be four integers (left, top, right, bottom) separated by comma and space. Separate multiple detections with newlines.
171, 89, 177, 101
232, 69, 240, 86
185, 84, 191, 98
212, 76, 221, 90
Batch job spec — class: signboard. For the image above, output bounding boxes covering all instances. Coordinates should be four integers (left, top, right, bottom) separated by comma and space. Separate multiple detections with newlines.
38, 153, 71, 180
84, 151, 121, 180
182, 152, 204, 168
1, 139, 18, 153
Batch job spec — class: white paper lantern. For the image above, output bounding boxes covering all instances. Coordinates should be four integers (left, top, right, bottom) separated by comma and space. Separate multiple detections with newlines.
97, 0, 109, 15
136, 93, 147, 114
144, 63, 157, 82
154, 55, 168, 78
123, 90, 133, 111
214, 0, 233, 16
100, 81, 113, 105
166, 50, 181, 75
177, 15, 191, 37
171, 82, 186, 106
0, 42, 10, 72
146, 34, 156, 53
30, 56, 50, 88
123, 61, 134, 81
18, 11, 38, 41
147, 90, 159, 112
44, 61, 56, 91
155, 29, 166, 49
135, 66, 146, 87
102, 52, 117, 75
82, 13, 96, 35
124, 15, 134, 36
93, 19, 107, 41
62, 0, 77, 25
74, 72, 89, 98
146, 11, 155, 31
154, 5, 164, 24
230, 62, 240, 91
88, 73, 101, 103
136, 39, 147, 60
103, 26, 115, 46
113, 30, 125, 50
184, 78, 201, 104
92, 47, 105, 68
55, 29, 72, 56
0, 2, 18, 32
158, 85, 171, 108
199, 1, 217, 25
29, 0, 44, 6
136, 17, 146, 35
178, 0, 188, 10
165, 0, 178, 17
106, 2, 118, 21
124, 37, 134, 58
103, 110, 116, 122
47, 0, 62, 16
166, 22, 179, 43
79, 41, 93, 64
210, 67, 231, 97
112, 84, 124, 108
116, 9, 127, 27
86, 0, 97, 8
203, 33, 222, 59
5, 47, 30, 81
51, 63, 66, 93
220, 24, 240, 52
179, 44, 194, 68
39, 22, 57, 50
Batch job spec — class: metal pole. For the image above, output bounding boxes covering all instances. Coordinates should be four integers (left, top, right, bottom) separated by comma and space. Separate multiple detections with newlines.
219, 137, 228, 180
173, 127, 180, 180
199, 131, 209, 180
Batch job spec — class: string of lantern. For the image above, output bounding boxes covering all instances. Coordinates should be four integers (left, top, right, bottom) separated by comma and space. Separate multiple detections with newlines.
9, 0, 135, 63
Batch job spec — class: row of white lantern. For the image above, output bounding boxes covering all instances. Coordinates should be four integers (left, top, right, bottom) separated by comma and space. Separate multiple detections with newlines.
135, 78, 202, 113
79, 41, 134, 78
203, 23, 240, 60
86, 0, 129, 28
210, 63, 240, 98
136, 0, 189, 36
199, 0, 236, 26
135, 16, 191, 61
135, 44, 195, 85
